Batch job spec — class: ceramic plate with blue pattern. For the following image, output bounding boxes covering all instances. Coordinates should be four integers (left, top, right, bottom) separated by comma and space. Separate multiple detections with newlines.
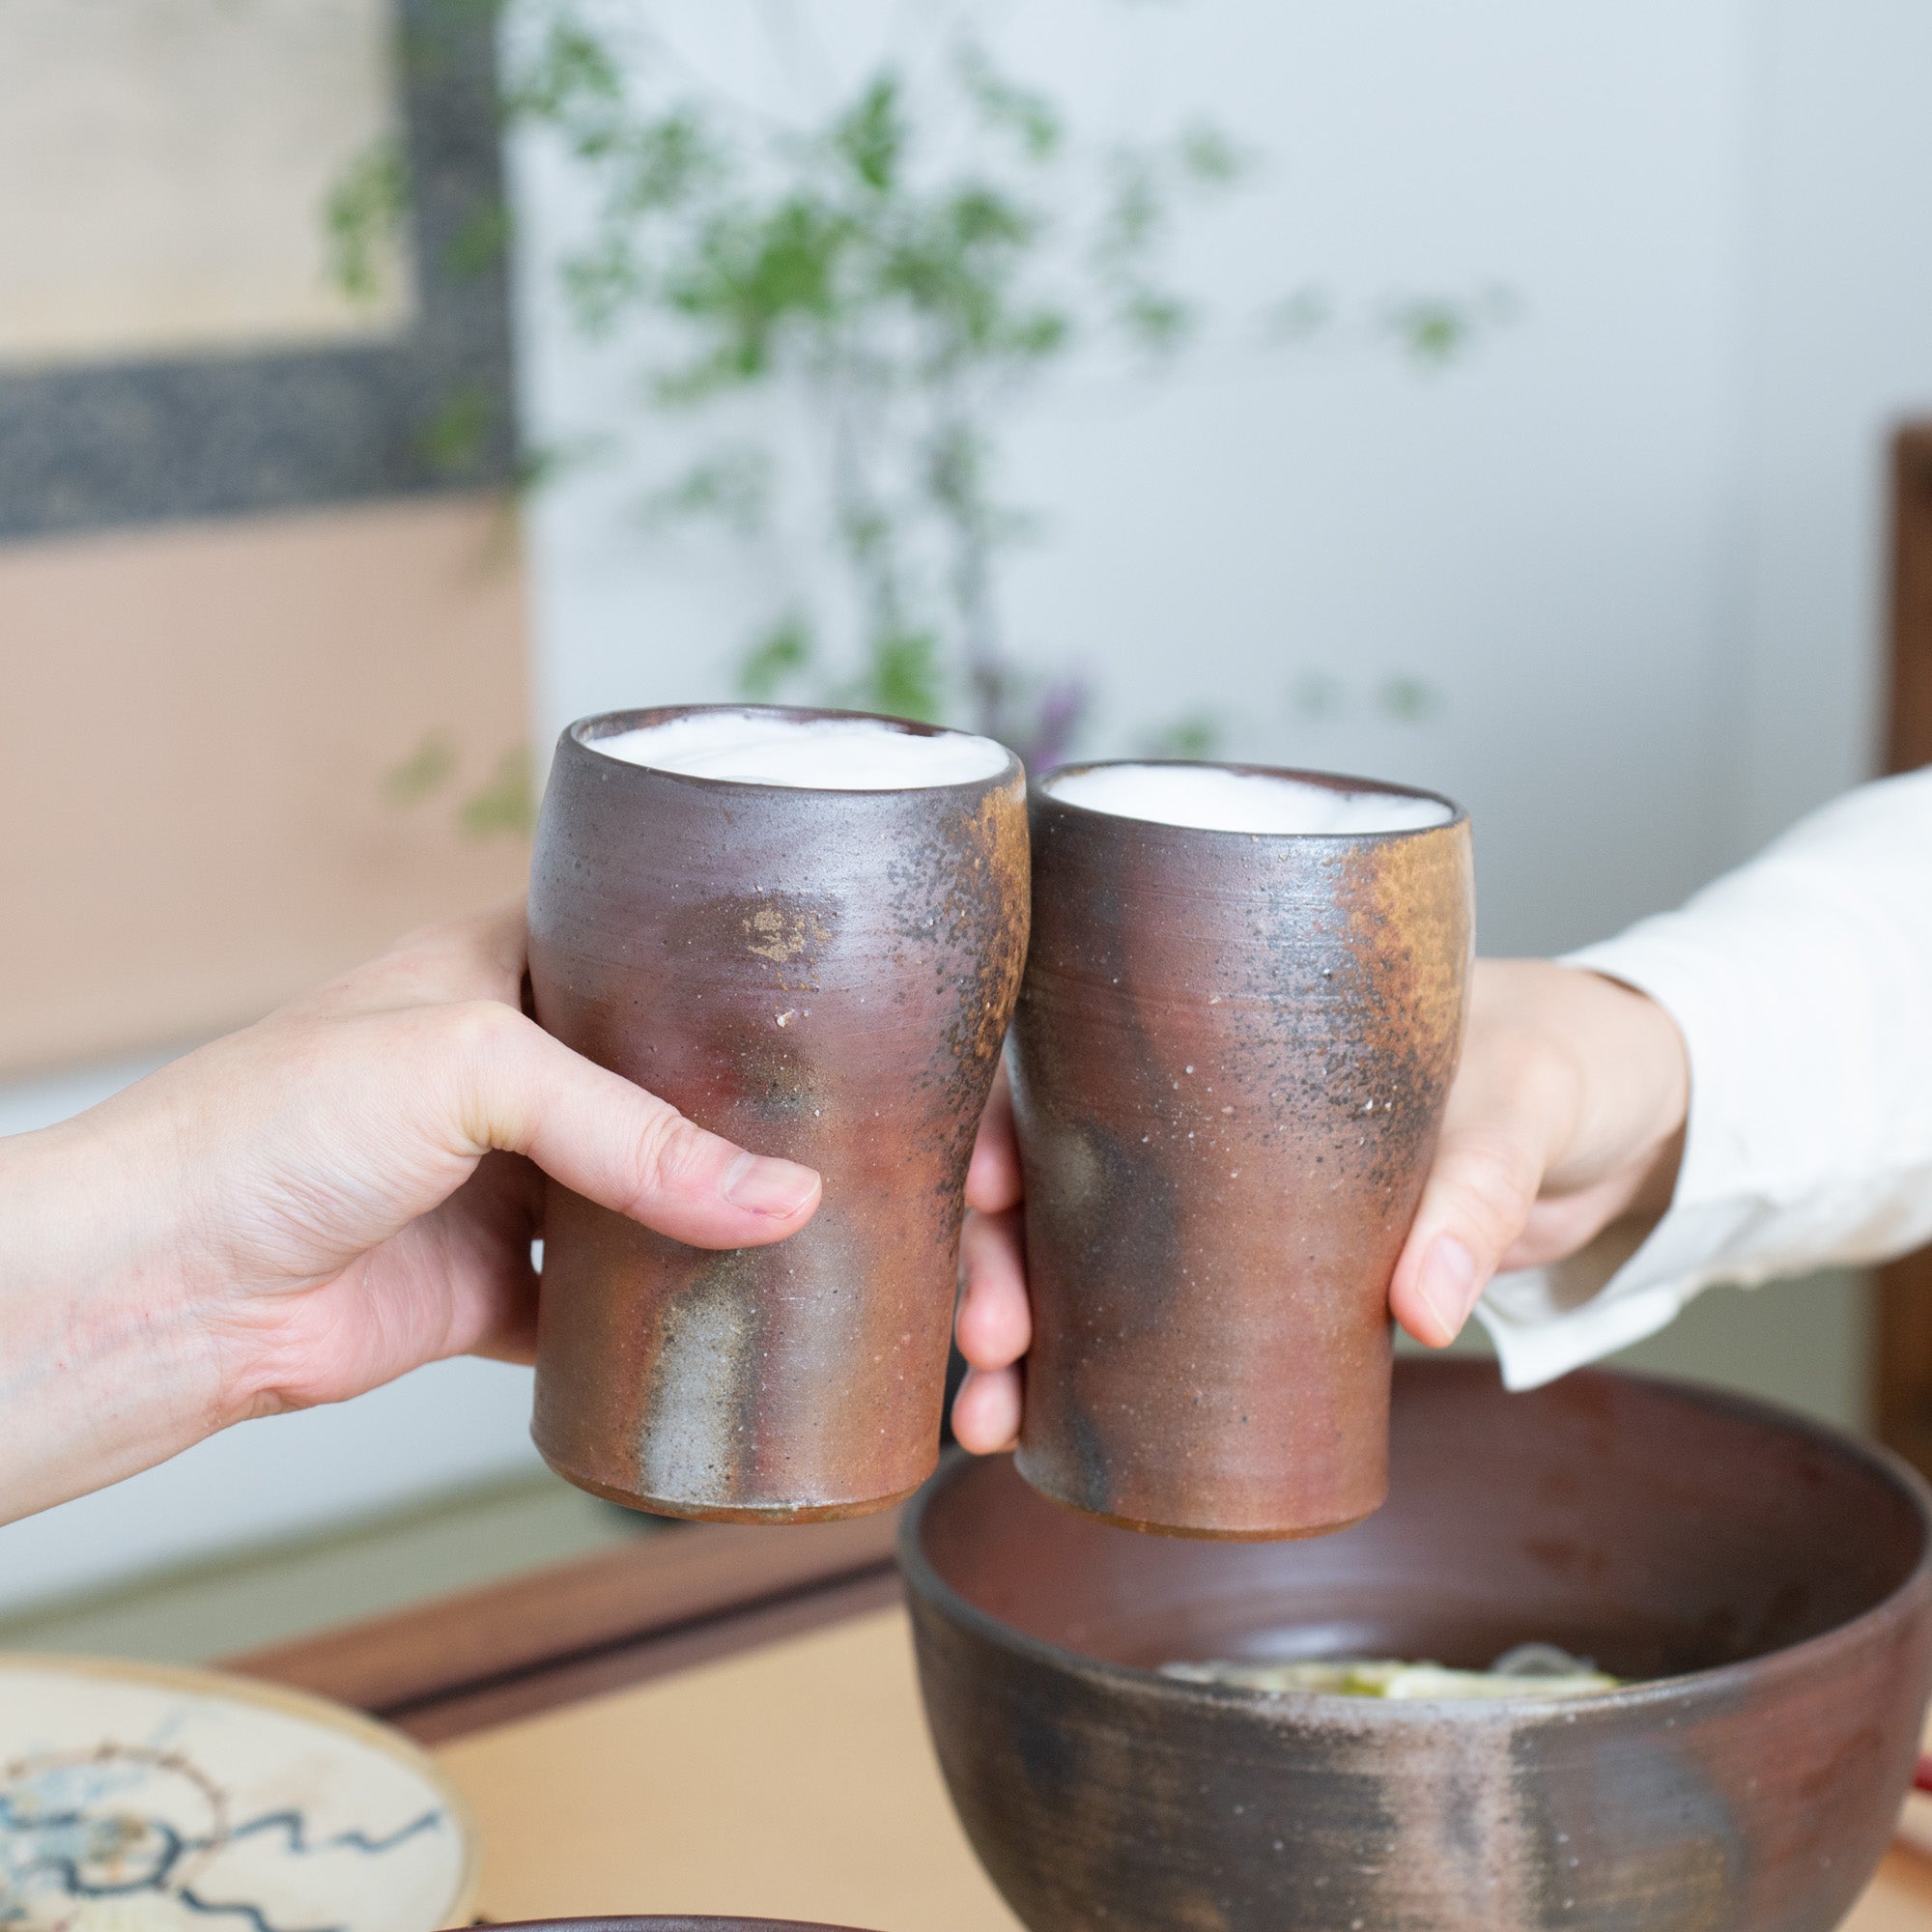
0, 1654, 478, 1932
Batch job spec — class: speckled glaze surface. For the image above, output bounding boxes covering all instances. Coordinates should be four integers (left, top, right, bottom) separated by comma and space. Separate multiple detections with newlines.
495, 1920, 873, 1931
1010, 763, 1473, 1539
904, 1360, 1932, 1932
527, 706, 1028, 1523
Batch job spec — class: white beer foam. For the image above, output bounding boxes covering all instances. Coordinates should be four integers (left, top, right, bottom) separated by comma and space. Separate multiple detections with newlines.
589, 710, 1010, 789
1045, 763, 1453, 835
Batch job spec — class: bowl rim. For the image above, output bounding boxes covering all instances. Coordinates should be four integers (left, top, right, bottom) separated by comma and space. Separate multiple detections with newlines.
898, 1360, 1932, 1727
1028, 757, 1467, 843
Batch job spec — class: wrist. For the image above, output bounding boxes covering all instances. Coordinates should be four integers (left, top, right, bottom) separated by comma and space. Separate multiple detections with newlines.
0, 1112, 228, 1524
1569, 965, 1690, 1212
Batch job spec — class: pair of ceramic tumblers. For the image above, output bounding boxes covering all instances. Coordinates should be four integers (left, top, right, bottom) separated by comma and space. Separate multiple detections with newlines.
526, 705, 1474, 1543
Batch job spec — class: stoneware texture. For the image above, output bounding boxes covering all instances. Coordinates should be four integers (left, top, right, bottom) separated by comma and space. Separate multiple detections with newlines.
902, 1359, 1932, 1932
1011, 762, 1473, 1538
495, 1921, 872, 1931
528, 705, 1028, 1523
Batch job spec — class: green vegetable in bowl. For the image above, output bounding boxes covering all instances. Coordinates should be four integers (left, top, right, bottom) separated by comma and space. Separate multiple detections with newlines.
1160, 1642, 1619, 1701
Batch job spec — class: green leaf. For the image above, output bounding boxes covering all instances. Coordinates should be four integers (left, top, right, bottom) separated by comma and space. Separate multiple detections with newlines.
445, 197, 512, 280
416, 384, 497, 475
461, 748, 537, 839
838, 503, 893, 566
657, 195, 853, 391
955, 43, 1062, 161
737, 612, 816, 700
513, 433, 612, 497
508, 16, 623, 127
560, 234, 647, 333
1008, 308, 1072, 359
833, 73, 906, 193
1098, 153, 1163, 265
324, 137, 408, 304
1384, 285, 1521, 366
611, 106, 727, 215
1140, 710, 1223, 758
1378, 674, 1442, 723
866, 629, 946, 724
1120, 287, 1194, 354
1177, 121, 1248, 187
925, 421, 986, 521
877, 184, 1047, 364
384, 733, 458, 806
1385, 297, 1475, 367
641, 445, 773, 535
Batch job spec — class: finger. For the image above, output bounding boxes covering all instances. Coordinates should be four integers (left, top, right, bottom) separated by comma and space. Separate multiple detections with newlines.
417, 1154, 542, 1369
456, 1004, 821, 1249
965, 1062, 1022, 1214
952, 1365, 1022, 1455
1388, 1122, 1554, 1348
955, 1207, 1031, 1370
464, 1152, 545, 1366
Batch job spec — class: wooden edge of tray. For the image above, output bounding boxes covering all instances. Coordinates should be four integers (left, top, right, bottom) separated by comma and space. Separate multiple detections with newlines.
222, 1507, 904, 1745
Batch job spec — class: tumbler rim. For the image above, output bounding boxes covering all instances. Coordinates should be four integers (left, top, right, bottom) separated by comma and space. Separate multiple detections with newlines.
1031, 756, 1464, 841
566, 702, 1022, 797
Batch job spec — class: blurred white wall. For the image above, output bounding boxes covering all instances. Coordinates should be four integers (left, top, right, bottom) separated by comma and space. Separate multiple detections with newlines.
1732, 0, 1932, 850
523, 0, 1763, 955
6, 0, 1931, 1611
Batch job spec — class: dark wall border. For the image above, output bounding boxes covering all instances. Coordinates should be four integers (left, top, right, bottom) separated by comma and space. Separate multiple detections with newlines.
0, 0, 516, 542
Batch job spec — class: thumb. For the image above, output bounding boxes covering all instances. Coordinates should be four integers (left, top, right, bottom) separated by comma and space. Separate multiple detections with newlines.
1387, 1123, 1552, 1349
457, 1004, 822, 1248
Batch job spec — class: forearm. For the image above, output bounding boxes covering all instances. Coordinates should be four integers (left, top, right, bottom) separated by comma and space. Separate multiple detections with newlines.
0, 1114, 229, 1524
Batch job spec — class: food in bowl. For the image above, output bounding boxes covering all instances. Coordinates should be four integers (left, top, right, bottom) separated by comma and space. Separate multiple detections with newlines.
1161, 1640, 1618, 1700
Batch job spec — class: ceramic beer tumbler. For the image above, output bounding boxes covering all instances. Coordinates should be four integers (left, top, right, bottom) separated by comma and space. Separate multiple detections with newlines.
1010, 760, 1473, 1539
528, 705, 1029, 1521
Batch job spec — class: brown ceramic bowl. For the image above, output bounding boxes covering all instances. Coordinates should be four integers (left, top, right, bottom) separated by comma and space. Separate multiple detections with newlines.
903, 1359, 1932, 1932
495, 1921, 874, 1931
528, 705, 1028, 1523
1011, 761, 1472, 1540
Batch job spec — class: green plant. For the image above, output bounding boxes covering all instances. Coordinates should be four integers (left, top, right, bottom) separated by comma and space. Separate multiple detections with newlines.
496, 8, 1262, 764
324, 137, 409, 303
332, 2, 1504, 792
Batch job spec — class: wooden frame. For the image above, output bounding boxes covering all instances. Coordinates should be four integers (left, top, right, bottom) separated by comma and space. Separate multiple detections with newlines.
1876, 425, 1932, 1479
0, 0, 516, 542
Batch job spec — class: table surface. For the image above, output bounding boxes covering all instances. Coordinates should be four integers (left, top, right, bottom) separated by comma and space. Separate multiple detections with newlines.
438, 1607, 1016, 1931
228, 1503, 1932, 1932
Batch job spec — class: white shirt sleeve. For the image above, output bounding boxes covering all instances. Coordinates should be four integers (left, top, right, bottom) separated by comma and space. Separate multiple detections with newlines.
1474, 766, 1932, 1390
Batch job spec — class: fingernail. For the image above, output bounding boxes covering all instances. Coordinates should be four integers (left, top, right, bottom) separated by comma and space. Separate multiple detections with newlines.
1417, 1234, 1480, 1338
721, 1152, 820, 1217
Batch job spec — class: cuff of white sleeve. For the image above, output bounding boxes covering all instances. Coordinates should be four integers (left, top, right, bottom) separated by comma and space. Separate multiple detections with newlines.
1475, 1194, 1763, 1388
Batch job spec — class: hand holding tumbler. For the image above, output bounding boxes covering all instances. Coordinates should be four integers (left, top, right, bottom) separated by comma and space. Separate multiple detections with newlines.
528, 706, 1029, 1522
1010, 760, 1473, 1540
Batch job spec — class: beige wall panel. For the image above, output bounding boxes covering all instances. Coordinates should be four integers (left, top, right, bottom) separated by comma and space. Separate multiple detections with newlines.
0, 0, 412, 368
0, 495, 531, 1074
